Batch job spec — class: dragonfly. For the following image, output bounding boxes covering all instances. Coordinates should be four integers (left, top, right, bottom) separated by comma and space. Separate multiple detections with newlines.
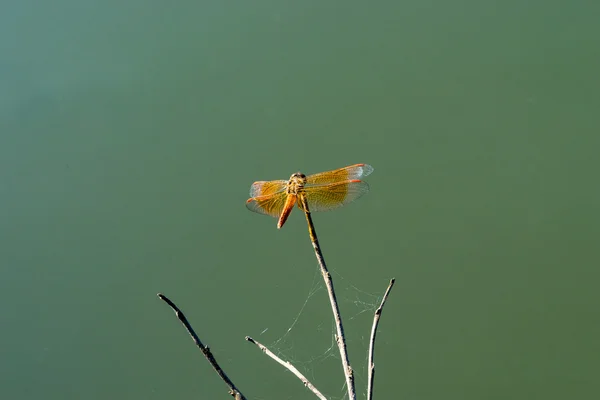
246, 163, 374, 229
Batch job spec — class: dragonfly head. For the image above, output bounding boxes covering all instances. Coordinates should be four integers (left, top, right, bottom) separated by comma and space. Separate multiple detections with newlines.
290, 172, 306, 178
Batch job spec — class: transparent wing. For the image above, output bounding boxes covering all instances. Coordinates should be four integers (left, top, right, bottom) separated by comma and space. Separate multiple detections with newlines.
248, 180, 287, 198
246, 180, 288, 218
302, 180, 370, 212
246, 194, 288, 218
305, 164, 373, 185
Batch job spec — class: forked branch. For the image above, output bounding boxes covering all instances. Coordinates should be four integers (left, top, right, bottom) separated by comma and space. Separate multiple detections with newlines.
157, 293, 247, 400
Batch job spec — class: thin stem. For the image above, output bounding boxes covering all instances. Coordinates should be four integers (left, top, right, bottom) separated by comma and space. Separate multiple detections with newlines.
367, 279, 395, 400
157, 293, 247, 400
246, 336, 328, 400
301, 197, 356, 400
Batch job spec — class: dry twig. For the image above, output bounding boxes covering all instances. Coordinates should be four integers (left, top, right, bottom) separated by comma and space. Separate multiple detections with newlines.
300, 196, 356, 400
157, 293, 247, 400
367, 279, 395, 400
246, 336, 327, 400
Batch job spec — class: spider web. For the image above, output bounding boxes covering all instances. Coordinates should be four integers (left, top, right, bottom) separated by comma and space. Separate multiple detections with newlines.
255, 265, 384, 400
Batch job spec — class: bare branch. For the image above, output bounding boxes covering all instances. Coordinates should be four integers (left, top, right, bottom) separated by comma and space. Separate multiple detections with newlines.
157, 293, 247, 400
367, 278, 395, 400
246, 336, 328, 400
300, 196, 356, 400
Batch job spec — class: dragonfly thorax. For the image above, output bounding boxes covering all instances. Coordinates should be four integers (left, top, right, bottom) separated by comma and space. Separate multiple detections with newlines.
286, 172, 307, 195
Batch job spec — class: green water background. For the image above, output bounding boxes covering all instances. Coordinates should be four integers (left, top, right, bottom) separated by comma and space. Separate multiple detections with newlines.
1, 1, 599, 399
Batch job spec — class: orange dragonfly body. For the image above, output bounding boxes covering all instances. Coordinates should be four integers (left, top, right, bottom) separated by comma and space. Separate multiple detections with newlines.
246, 164, 374, 229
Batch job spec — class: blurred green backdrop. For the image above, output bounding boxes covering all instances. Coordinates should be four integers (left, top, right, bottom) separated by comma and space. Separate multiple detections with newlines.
1, 1, 599, 399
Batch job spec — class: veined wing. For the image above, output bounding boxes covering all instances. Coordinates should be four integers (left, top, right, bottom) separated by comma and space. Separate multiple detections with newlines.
249, 180, 287, 198
246, 180, 288, 217
301, 180, 370, 212
305, 164, 373, 185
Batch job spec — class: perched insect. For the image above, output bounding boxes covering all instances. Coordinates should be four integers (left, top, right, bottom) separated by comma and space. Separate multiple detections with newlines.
246, 164, 374, 228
